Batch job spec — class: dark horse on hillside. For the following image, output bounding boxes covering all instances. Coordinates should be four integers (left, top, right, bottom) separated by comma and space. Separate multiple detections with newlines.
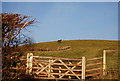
57, 39, 62, 43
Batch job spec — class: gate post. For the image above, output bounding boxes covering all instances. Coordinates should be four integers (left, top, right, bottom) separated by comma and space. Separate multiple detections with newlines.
26, 53, 33, 75
103, 50, 106, 76
48, 59, 51, 77
82, 57, 86, 80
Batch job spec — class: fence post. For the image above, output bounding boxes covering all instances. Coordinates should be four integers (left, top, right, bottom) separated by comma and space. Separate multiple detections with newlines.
82, 57, 86, 80
26, 53, 33, 75
103, 50, 106, 76
48, 59, 51, 77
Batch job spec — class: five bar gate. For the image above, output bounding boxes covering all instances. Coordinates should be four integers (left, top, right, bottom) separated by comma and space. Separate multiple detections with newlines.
23, 51, 106, 80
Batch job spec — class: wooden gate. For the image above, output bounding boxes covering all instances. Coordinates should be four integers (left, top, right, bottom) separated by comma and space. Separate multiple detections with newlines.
25, 53, 104, 80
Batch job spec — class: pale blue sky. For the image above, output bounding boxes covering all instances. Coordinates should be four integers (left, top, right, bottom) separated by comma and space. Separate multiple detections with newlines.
2, 2, 118, 43
2, 0, 120, 2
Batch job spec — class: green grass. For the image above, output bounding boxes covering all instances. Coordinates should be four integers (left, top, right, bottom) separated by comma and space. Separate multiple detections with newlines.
24, 40, 119, 79
27, 40, 118, 57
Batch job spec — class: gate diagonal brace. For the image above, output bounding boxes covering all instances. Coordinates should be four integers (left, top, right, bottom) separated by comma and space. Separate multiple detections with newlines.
59, 59, 81, 79
59, 61, 82, 78
33, 59, 55, 78
33, 58, 48, 72
36, 59, 57, 75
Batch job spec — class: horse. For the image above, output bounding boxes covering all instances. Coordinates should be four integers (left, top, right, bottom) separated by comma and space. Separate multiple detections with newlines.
57, 39, 62, 43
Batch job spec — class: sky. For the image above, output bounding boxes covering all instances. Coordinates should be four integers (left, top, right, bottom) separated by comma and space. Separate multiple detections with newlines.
2, 2, 118, 43
2, 0, 120, 2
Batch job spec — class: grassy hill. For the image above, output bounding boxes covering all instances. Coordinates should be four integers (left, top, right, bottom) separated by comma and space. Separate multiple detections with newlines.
28, 40, 118, 57
25, 40, 119, 79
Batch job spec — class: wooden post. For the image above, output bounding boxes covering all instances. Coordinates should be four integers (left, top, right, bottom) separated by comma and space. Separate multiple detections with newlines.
103, 50, 106, 76
82, 57, 86, 80
48, 59, 51, 77
59, 66, 61, 78
26, 53, 33, 75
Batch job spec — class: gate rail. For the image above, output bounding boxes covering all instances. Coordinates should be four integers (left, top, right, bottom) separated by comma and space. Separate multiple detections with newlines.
23, 52, 105, 80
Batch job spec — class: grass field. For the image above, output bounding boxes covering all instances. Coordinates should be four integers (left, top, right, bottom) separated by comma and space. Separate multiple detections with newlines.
24, 40, 119, 79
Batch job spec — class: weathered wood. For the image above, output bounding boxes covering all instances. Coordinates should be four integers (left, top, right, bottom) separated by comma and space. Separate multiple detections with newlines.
59, 67, 61, 77
23, 53, 105, 80
47, 60, 55, 78
51, 63, 82, 66
33, 58, 48, 67
87, 57, 103, 61
48, 59, 51, 77
50, 59, 54, 77
59, 61, 82, 78
86, 62, 102, 66
34, 77, 80, 80
86, 73, 100, 77
33, 58, 44, 68
26, 53, 33, 74
33, 62, 82, 67
20, 59, 27, 61
36, 59, 57, 75
59, 59, 81, 79
86, 68, 101, 72
11, 67, 26, 70
33, 56, 82, 61
33, 61, 48, 73
33, 67, 82, 71
20, 56, 27, 61
37, 75, 48, 77
37, 72, 82, 76
82, 57, 86, 80
33, 60, 50, 63
69, 76, 71, 79
20, 56, 27, 58
103, 50, 106, 76
33, 58, 54, 77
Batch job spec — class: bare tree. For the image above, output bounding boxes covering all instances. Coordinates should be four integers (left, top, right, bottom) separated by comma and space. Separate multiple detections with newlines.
2, 13, 35, 47
1, 13, 36, 80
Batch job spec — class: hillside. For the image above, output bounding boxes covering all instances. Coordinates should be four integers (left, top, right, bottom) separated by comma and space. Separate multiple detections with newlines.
28, 40, 118, 58
24, 40, 119, 79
